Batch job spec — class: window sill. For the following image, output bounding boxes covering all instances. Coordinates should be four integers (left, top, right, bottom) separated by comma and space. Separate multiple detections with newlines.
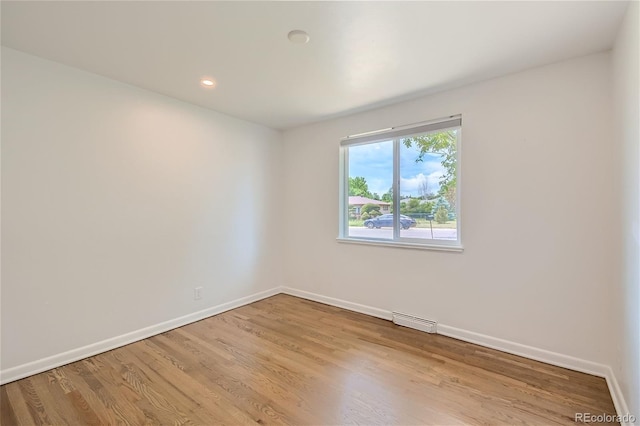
336, 237, 464, 252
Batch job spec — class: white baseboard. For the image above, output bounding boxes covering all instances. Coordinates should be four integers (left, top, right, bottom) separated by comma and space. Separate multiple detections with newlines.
436, 324, 610, 377
0, 287, 281, 385
603, 366, 634, 426
280, 287, 393, 321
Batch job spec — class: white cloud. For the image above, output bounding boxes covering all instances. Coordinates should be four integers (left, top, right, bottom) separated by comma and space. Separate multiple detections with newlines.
400, 171, 444, 196
368, 177, 392, 197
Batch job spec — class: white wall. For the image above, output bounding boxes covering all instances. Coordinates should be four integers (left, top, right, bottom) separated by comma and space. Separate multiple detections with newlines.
282, 52, 616, 366
612, 1, 640, 419
1, 47, 283, 371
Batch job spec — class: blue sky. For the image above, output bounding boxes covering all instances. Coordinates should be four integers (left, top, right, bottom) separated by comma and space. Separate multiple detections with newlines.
349, 140, 445, 197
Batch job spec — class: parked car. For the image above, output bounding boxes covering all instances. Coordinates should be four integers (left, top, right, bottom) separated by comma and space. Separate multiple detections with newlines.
364, 214, 417, 230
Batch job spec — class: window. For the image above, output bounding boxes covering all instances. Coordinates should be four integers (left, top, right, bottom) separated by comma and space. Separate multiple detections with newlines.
339, 116, 462, 250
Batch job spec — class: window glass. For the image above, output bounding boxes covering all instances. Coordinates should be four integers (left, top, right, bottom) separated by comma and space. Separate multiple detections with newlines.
347, 140, 394, 239
399, 129, 458, 241
341, 117, 461, 248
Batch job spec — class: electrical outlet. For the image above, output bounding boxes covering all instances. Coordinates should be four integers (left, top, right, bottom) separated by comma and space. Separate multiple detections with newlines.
194, 287, 203, 300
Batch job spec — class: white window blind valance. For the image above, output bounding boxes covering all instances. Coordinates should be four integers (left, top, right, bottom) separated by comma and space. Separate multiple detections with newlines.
341, 115, 461, 147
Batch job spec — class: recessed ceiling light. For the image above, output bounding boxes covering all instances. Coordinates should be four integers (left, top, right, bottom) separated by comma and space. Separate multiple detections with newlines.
288, 30, 310, 45
200, 78, 216, 88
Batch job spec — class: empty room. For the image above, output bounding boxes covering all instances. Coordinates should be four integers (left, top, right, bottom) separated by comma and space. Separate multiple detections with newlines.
1, 1, 638, 425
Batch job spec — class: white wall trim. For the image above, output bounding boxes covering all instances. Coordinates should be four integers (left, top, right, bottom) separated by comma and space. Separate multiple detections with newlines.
280, 286, 393, 321
436, 324, 609, 377
603, 366, 634, 426
0, 287, 282, 385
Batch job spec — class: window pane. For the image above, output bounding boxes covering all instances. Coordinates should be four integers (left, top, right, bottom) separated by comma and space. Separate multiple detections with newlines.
399, 129, 458, 241
347, 140, 394, 239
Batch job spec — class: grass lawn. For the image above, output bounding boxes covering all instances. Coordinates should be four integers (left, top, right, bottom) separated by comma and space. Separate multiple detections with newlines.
348, 218, 457, 229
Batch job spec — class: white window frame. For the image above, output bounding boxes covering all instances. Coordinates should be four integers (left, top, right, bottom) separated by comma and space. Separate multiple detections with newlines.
338, 115, 463, 252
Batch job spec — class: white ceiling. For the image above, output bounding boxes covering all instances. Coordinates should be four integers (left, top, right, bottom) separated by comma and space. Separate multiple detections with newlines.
1, 1, 629, 129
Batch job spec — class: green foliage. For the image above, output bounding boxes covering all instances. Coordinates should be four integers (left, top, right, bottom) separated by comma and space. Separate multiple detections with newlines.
435, 206, 449, 224
348, 176, 373, 198
441, 184, 456, 213
407, 198, 421, 210
348, 206, 357, 219
361, 212, 371, 220
403, 130, 457, 210
381, 187, 393, 203
399, 198, 433, 214
360, 203, 381, 217
432, 197, 450, 214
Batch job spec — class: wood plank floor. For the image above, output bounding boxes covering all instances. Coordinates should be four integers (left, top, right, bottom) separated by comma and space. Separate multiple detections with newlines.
1, 294, 617, 425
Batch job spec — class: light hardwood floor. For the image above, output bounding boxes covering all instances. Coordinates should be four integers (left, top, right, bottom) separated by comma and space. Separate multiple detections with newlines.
1, 294, 616, 425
